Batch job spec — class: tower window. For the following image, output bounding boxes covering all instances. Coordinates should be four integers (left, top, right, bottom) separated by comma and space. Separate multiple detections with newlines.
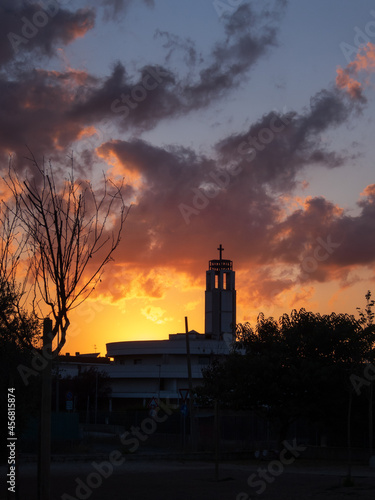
223, 273, 227, 289
215, 274, 219, 288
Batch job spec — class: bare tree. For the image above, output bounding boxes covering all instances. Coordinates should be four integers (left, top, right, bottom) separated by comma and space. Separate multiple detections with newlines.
3, 152, 129, 354
0, 203, 24, 286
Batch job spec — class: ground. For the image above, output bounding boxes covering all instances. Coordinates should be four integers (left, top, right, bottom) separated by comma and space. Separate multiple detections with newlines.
2, 459, 375, 500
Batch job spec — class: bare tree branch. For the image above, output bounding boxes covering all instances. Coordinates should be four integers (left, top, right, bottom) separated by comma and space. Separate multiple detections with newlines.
2, 152, 130, 355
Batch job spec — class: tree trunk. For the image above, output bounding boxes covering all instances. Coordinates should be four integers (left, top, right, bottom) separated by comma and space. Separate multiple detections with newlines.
370, 381, 373, 459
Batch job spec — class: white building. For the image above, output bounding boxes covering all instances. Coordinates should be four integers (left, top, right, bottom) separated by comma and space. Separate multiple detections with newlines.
106, 245, 237, 409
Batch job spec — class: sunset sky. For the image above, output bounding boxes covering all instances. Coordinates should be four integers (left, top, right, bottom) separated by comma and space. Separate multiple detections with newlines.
1, 0, 375, 356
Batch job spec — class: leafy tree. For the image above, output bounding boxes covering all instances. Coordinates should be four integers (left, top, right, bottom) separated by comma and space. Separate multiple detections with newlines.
0, 278, 41, 462
355, 290, 375, 458
357, 290, 375, 329
199, 306, 375, 447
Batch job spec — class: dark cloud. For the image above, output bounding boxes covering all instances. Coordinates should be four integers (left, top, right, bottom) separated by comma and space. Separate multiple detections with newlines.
155, 31, 199, 67
0, 2, 95, 68
96, 121, 375, 294
265, 189, 375, 287
0, 68, 92, 169
0, 61, 367, 287
216, 88, 359, 192
69, 1, 286, 131
183, 2, 283, 108
333, 187, 375, 266
291, 89, 354, 148
269, 197, 343, 263
0, 66, 365, 277
96, 138, 283, 274
0, 0, 287, 173
70, 62, 179, 131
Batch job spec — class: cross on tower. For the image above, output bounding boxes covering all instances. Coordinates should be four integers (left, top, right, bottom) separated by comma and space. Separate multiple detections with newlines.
217, 244, 224, 260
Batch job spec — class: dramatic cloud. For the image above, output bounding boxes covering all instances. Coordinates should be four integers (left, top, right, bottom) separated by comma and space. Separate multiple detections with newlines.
1, 1, 95, 69
0, 68, 96, 169
181, 2, 285, 108
216, 88, 354, 192
267, 186, 375, 286
71, 1, 286, 131
0, 0, 288, 173
70, 62, 179, 131
0, 2, 96, 167
0, 0, 374, 327
93, 86, 375, 303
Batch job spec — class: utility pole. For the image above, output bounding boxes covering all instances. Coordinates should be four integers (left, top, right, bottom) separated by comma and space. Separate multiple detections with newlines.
185, 316, 195, 451
95, 371, 98, 425
38, 318, 53, 500
55, 362, 59, 413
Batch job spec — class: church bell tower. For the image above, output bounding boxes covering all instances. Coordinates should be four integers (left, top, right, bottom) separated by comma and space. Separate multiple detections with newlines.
205, 244, 236, 340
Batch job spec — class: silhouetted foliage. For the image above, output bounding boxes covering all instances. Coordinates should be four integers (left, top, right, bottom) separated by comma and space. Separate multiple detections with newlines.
0, 279, 41, 462
198, 301, 375, 447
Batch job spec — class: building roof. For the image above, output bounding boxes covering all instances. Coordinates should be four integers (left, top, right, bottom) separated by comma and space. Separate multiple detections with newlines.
106, 335, 232, 357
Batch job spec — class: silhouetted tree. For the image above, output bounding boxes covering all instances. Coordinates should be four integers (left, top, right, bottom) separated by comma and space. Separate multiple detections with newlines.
3, 152, 129, 354
356, 290, 375, 459
0, 278, 41, 462
199, 306, 375, 448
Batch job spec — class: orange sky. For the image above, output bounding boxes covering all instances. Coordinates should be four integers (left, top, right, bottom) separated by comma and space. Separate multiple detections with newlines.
63, 248, 375, 357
